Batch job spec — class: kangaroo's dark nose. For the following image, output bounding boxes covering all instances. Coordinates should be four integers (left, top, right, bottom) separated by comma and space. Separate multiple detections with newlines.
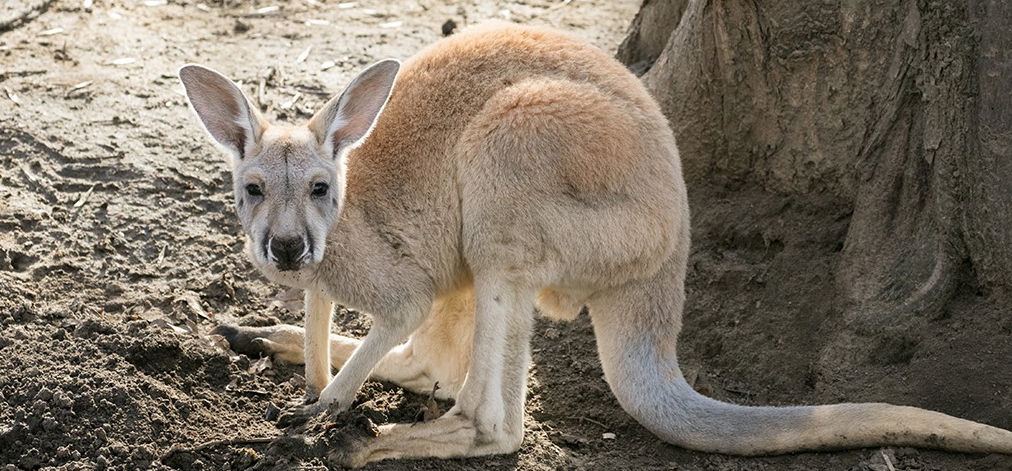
270, 236, 305, 271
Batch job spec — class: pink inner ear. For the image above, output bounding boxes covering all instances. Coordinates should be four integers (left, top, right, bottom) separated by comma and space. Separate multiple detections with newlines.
330, 112, 372, 150
202, 108, 248, 155
329, 82, 391, 150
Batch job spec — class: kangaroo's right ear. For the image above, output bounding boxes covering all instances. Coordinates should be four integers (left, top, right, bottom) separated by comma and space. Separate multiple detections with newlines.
178, 64, 265, 160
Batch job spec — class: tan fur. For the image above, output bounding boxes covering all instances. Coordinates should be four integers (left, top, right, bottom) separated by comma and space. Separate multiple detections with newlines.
182, 22, 1012, 467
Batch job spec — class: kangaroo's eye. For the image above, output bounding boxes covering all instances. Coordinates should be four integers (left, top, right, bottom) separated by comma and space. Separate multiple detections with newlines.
246, 184, 263, 197
312, 182, 329, 197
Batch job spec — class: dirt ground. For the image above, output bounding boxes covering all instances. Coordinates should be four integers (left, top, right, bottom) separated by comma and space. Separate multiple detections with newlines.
2, 0, 1011, 470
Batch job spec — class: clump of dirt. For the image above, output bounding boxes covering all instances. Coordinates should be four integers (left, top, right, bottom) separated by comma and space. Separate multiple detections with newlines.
2, 0, 1011, 470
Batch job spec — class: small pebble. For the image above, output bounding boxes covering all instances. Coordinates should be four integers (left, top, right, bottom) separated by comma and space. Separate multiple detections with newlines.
264, 402, 281, 422
602, 432, 616, 440
441, 19, 457, 36
234, 20, 251, 34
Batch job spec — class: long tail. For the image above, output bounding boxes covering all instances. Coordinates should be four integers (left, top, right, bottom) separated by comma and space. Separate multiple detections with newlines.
587, 256, 1012, 455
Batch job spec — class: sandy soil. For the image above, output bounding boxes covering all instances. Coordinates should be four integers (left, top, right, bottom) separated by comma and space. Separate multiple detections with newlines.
2, 0, 1011, 470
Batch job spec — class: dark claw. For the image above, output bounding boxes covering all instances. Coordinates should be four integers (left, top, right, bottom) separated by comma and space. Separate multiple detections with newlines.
211, 324, 274, 356
276, 402, 324, 428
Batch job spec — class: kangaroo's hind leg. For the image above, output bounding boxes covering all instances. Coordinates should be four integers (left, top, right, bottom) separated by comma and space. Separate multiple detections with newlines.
331, 278, 536, 467
212, 286, 474, 400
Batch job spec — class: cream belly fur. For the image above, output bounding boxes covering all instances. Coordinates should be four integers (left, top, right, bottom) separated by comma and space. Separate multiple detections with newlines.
178, 22, 1012, 467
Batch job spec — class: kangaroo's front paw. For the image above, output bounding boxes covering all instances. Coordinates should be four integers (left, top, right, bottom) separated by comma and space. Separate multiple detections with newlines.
276, 401, 326, 428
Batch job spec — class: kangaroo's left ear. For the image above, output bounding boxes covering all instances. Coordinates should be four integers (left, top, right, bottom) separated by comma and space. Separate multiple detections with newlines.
308, 59, 400, 159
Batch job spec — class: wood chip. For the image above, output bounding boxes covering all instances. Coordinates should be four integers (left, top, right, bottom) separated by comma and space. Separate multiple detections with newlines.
4, 88, 21, 105
319, 60, 336, 71
257, 68, 274, 110
295, 46, 312, 64
379, 20, 402, 29
176, 292, 211, 320
254, 5, 280, 15
39, 27, 64, 36
143, 0, 166, 6
196, 3, 210, 11
602, 432, 616, 440
304, 19, 328, 25
337, 1, 357, 8
109, 57, 137, 66
66, 81, 93, 97
73, 185, 95, 208
281, 91, 301, 109
303, 0, 320, 6
20, 165, 38, 182
881, 450, 897, 471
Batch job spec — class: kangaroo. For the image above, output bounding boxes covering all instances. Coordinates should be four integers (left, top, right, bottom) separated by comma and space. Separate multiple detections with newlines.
179, 22, 1012, 467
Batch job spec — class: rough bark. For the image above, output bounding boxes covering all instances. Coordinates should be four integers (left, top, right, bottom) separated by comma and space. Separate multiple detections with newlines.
622, 0, 1011, 385
615, 0, 687, 75
965, 0, 1012, 289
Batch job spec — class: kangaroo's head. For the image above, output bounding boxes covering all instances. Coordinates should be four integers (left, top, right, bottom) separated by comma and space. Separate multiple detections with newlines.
178, 60, 399, 272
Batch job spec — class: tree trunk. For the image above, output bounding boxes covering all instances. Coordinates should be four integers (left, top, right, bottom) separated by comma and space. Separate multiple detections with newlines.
621, 0, 1011, 402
